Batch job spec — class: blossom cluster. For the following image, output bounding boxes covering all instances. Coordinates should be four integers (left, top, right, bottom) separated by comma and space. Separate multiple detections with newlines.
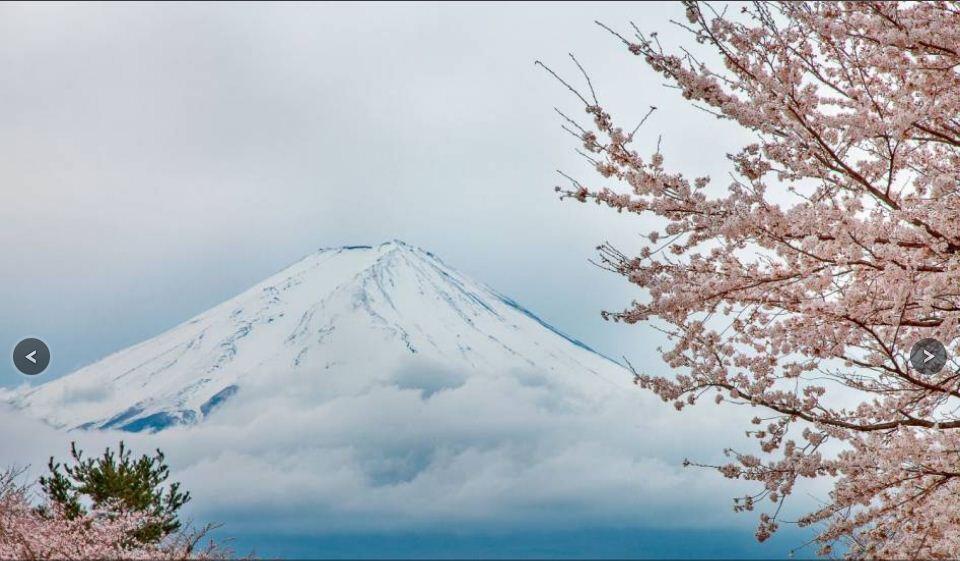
553, 1, 960, 557
0, 470, 224, 560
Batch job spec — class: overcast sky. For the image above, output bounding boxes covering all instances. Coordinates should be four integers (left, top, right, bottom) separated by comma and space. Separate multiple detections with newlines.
0, 1, 751, 385
0, 2, 797, 557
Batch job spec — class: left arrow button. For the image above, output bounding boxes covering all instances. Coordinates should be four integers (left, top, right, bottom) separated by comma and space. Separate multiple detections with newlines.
12, 338, 50, 376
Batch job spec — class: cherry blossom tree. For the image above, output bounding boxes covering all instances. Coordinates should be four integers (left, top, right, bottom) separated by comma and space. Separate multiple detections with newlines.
0, 469, 225, 560
545, 1, 960, 557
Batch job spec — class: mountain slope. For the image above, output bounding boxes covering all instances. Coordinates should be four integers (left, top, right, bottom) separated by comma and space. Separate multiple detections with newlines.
8, 240, 627, 432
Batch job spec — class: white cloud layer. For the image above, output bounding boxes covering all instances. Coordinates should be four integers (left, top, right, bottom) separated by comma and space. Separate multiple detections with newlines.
0, 356, 823, 537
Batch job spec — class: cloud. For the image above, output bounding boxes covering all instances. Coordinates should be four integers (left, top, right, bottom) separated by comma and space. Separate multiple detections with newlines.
391, 361, 467, 398
0, 355, 820, 538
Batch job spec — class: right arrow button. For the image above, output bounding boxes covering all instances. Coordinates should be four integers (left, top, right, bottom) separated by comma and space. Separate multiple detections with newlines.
910, 338, 948, 375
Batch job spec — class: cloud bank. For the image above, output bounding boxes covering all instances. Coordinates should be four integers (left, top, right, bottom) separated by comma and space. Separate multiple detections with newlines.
0, 355, 781, 537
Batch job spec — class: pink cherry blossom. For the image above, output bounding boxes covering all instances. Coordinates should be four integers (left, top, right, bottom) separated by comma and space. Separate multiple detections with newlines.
0, 470, 226, 560
548, 1, 960, 557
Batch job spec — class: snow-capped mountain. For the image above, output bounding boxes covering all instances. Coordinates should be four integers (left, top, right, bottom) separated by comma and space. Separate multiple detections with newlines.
8, 240, 628, 432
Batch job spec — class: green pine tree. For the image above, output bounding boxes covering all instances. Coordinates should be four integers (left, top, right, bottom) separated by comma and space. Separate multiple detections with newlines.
39, 441, 191, 544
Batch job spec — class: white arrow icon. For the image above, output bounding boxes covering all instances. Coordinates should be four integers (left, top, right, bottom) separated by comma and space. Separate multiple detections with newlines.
924, 349, 936, 363
25, 351, 37, 364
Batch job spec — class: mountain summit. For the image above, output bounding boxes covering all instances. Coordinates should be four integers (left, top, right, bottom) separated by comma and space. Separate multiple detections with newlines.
9, 241, 626, 432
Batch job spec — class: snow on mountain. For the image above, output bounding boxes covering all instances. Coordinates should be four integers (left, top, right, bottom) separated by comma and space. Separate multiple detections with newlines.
8, 240, 629, 432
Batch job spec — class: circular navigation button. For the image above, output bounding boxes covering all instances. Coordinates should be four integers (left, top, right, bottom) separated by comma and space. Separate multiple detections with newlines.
909, 338, 948, 375
12, 338, 50, 376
